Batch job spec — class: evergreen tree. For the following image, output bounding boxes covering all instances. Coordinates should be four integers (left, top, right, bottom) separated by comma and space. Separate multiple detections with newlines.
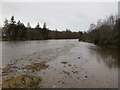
43, 23, 47, 29
78, 31, 83, 41
17, 21, 27, 40
27, 22, 31, 28
42, 23, 49, 39
3, 19, 9, 39
11, 16, 16, 24
9, 16, 17, 40
35, 23, 40, 29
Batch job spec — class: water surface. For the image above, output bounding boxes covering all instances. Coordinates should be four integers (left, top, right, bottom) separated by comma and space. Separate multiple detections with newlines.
1, 39, 118, 88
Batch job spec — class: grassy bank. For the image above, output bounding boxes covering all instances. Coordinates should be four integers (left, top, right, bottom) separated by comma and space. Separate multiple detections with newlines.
2, 75, 42, 88
2, 61, 49, 88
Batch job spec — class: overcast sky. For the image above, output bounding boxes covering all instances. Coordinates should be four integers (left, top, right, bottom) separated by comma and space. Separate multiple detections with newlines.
2, 2, 118, 31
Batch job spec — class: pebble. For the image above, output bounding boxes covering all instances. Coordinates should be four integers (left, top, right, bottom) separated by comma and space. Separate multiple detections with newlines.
53, 85, 56, 88
72, 71, 78, 74
61, 81, 65, 84
84, 75, 88, 80
57, 81, 65, 84
43, 72, 46, 74
58, 81, 60, 83
68, 64, 71, 66
63, 71, 70, 75
61, 62, 67, 64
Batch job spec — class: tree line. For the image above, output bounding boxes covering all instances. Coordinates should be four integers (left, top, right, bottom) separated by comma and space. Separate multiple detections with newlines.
2, 16, 79, 40
79, 14, 120, 48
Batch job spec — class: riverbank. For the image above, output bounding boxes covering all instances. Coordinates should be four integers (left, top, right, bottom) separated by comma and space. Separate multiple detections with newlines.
1, 38, 78, 41
79, 40, 118, 49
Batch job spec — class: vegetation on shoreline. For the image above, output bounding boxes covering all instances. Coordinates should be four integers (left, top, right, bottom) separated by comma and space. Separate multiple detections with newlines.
2, 61, 49, 88
2, 64, 18, 76
2, 74, 42, 88
24, 62, 49, 72
1, 16, 79, 41
78, 15, 120, 48
1, 15, 119, 48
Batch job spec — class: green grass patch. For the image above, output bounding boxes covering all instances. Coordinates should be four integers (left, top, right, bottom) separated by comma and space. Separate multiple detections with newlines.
25, 62, 49, 71
2, 74, 42, 88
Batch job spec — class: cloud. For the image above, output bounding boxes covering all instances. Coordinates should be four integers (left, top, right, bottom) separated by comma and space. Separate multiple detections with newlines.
2, 2, 118, 31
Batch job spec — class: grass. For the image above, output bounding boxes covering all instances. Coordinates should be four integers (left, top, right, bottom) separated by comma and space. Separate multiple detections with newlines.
2, 74, 42, 88
2, 64, 18, 75
2, 62, 48, 88
25, 62, 49, 71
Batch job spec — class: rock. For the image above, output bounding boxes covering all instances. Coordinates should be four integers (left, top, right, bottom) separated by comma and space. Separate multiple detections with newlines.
58, 81, 60, 83
57, 81, 65, 84
75, 67, 77, 68
78, 57, 80, 59
61, 62, 67, 64
68, 64, 71, 66
61, 81, 65, 84
72, 71, 78, 74
85, 76, 87, 78
84, 75, 88, 80
63, 71, 70, 75
43, 72, 46, 74
29, 59, 32, 61
53, 85, 56, 88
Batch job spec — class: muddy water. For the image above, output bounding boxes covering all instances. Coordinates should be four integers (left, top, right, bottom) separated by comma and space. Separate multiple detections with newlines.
1, 39, 119, 88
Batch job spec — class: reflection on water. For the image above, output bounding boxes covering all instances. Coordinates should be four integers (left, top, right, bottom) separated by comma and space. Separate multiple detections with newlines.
2, 40, 119, 69
89, 45, 118, 69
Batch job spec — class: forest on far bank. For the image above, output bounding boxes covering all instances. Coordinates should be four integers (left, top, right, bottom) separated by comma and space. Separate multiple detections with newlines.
78, 14, 120, 48
1, 14, 119, 48
1, 16, 79, 41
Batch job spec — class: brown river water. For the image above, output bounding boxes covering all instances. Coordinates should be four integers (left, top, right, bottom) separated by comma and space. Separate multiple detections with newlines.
1, 39, 119, 88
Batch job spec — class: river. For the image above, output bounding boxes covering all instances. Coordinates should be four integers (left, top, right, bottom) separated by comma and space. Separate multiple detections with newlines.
1, 39, 119, 88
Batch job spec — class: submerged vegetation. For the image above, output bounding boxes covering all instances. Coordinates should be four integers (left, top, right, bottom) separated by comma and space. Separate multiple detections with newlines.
79, 15, 119, 48
2, 61, 49, 88
2, 16, 79, 41
25, 62, 49, 71
2, 64, 18, 76
2, 74, 42, 88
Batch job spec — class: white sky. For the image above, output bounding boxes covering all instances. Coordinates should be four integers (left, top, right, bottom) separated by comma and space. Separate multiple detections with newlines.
1, 1, 119, 32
